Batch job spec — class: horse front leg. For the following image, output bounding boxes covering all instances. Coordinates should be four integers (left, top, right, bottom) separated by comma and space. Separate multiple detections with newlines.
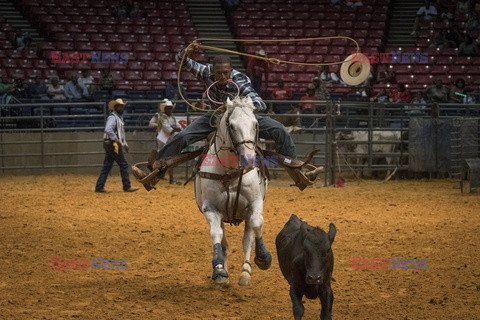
239, 223, 253, 286
221, 222, 229, 273
203, 205, 229, 285
250, 202, 272, 271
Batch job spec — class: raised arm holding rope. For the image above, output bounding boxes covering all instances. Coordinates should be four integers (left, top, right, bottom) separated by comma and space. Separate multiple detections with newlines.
132, 39, 372, 191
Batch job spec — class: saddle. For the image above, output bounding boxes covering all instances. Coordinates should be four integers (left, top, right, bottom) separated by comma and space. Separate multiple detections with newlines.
131, 147, 324, 192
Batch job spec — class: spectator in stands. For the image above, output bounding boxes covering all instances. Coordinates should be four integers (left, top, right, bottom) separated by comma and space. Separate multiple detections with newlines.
164, 80, 187, 100
467, 11, 480, 29
246, 49, 269, 96
357, 71, 374, 97
113, 1, 126, 17
318, 65, 342, 84
449, 78, 468, 103
64, 75, 89, 100
426, 79, 449, 103
12, 79, 29, 100
430, 29, 448, 49
277, 104, 302, 134
445, 25, 464, 48
299, 84, 318, 114
370, 88, 390, 103
79, 70, 96, 95
148, 99, 182, 185
312, 77, 331, 100
270, 80, 292, 100
437, 0, 456, 22
223, 0, 240, 15
391, 83, 413, 103
475, 0, 480, 13
0, 76, 15, 105
28, 76, 49, 100
376, 65, 396, 84
47, 76, 66, 100
269, 79, 292, 113
114, 0, 138, 18
13, 29, 32, 51
405, 92, 428, 115
475, 35, 480, 48
459, 35, 479, 55
99, 69, 115, 95
411, 91, 428, 105
410, 1, 437, 36
456, 0, 472, 14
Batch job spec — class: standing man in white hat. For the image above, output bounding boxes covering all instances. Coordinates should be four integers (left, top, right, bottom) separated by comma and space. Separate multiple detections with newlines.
148, 99, 181, 185
95, 98, 138, 193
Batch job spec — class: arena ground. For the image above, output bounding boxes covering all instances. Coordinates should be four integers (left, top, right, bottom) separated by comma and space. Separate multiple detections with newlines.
0, 175, 479, 319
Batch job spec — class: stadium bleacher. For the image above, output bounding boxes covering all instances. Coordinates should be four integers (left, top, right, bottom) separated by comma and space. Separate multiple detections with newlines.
0, 0, 479, 110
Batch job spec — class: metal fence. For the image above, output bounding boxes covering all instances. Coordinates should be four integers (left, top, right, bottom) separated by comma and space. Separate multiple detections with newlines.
1, 100, 479, 186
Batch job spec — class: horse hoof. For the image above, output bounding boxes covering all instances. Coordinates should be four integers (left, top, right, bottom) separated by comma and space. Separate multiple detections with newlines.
254, 252, 272, 270
238, 271, 251, 286
214, 276, 230, 286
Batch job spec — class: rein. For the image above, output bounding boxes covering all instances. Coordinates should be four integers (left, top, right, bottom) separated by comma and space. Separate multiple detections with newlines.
200, 104, 259, 225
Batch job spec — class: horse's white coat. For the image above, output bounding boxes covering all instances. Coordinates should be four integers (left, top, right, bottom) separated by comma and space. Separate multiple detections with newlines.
194, 97, 268, 286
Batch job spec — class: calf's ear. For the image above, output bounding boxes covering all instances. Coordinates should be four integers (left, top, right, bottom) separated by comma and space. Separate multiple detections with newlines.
328, 223, 336, 244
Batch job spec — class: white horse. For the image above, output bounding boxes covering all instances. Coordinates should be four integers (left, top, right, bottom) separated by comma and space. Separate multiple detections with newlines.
194, 96, 272, 286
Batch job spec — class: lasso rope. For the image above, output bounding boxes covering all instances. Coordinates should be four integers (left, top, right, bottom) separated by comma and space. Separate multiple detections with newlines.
177, 36, 361, 112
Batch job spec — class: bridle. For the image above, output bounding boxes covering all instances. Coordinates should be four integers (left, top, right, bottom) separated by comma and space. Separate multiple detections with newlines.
225, 109, 258, 155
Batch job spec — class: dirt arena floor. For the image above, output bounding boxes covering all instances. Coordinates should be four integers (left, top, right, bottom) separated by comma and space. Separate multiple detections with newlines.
0, 174, 479, 320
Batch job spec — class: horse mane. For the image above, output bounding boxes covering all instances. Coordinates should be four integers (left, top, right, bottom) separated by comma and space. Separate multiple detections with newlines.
225, 96, 255, 114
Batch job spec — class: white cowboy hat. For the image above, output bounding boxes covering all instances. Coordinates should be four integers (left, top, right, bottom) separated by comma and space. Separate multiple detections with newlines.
257, 49, 266, 57
159, 99, 174, 113
108, 98, 126, 111
340, 52, 371, 86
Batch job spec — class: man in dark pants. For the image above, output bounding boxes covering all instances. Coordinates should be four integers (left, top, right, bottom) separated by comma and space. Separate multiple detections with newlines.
95, 98, 138, 193
134, 41, 319, 190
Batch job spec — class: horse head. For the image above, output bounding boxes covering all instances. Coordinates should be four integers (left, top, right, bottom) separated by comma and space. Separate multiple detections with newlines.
222, 97, 258, 168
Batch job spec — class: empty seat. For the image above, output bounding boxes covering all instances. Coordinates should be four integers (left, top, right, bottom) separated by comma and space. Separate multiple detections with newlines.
136, 52, 155, 61
2, 59, 17, 68
145, 61, 161, 71
153, 43, 170, 52
144, 71, 161, 80
92, 41, 112, 51
76, 42, 94, 51
132, 43, 151, 52
127, 61, 145, 71
25, 69, 43, 79
124, 71, 143, 81
156, 52, 173, 61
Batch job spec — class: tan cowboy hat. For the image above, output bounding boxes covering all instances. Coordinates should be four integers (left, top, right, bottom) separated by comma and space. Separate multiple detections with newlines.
340, 52, 371, 86
159, 99, 174, 113
108, 98, 126, 111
